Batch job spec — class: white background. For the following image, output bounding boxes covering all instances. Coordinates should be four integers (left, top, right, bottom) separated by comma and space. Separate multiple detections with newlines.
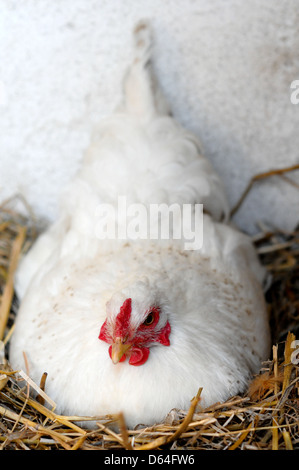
1, 0, 298, 234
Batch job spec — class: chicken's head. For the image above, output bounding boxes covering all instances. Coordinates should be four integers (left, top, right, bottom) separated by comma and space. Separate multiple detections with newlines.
98, 294, 171, 366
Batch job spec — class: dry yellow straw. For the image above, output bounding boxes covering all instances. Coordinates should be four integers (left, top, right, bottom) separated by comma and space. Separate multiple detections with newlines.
0, 226, 26, 340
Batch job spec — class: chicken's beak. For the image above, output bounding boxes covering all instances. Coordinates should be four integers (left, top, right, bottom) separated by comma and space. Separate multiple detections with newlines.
111, 338, 132, 364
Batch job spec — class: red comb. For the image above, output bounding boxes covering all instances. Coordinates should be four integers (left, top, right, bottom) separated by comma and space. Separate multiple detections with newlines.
114, 298, 132, 337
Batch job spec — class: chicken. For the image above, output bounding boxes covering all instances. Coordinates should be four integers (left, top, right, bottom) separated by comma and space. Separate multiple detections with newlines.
9, 21, 270, 429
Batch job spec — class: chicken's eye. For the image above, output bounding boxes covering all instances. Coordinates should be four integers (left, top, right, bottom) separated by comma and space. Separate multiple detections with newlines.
143, 311, 155, 326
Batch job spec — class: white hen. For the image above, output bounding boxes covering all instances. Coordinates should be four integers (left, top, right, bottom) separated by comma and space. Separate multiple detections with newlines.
9, 22, 270, 429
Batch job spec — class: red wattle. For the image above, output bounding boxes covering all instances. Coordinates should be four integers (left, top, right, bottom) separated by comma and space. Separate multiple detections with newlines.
129, 347, 150, 366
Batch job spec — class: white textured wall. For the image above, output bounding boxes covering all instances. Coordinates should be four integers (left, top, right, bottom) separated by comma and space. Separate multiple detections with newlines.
0, 0, 298, 234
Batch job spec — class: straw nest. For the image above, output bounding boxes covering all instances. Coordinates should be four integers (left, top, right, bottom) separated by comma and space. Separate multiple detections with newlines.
0, 166, 298, 451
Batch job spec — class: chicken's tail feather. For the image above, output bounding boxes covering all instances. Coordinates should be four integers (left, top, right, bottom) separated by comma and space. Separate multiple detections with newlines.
133, 20, 152, 67
120, 20, 171, 119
